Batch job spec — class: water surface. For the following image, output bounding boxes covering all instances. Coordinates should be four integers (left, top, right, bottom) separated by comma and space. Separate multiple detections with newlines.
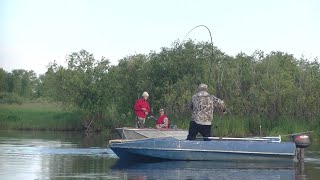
0, 130, 319, 179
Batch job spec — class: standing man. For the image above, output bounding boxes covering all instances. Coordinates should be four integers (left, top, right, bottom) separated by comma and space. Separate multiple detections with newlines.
187, 83, 225, 140
134, 91, 151, 128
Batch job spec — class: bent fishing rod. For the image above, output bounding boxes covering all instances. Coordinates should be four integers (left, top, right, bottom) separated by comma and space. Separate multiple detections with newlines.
183, 25, 225, 128
182, 24, 215, 84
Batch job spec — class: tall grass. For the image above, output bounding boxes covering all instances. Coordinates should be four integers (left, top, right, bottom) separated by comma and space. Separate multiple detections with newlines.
0, 103, 82, 131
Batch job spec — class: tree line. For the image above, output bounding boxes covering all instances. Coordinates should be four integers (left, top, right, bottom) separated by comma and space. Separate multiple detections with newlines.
0, 69, 39, 104
1, 40, 319, 133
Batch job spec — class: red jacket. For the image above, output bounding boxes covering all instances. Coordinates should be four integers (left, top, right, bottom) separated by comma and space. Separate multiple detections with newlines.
156, 115, 169, 128
134, 98, 150, 118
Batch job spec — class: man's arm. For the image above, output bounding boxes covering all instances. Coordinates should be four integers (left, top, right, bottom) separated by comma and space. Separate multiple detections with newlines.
134, 99, 142, 111
189, 101, 193, 110
212, 96, 226, 113
157, 117, 168, 128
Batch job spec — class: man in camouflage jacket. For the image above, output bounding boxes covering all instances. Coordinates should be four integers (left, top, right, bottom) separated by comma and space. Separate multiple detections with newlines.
187, 83, 225, 140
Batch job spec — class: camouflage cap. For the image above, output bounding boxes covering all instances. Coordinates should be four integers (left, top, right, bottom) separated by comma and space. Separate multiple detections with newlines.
198, 83, 208, 92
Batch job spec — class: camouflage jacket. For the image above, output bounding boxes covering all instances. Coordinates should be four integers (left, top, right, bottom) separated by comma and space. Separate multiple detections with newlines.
189, 91, 225, 125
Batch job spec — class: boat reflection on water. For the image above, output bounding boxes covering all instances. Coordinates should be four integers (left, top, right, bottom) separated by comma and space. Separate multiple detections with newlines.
111, 160, 296, 180
295, 161, 308, 180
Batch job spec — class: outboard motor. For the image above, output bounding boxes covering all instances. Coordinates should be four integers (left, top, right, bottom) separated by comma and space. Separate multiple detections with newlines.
291, 134, 311, 161
291, 134, 311, 148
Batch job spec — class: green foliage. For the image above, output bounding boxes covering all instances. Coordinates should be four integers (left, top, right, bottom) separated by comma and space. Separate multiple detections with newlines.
38, 50, 111, 132
4, 69, 38, 98
0, 92, 24, 104
0, 68, 6, 92
1, 40, 320, 137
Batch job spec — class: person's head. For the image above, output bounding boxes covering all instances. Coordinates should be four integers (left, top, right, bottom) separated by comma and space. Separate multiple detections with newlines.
142, 91, 149, 100
159, 108, 165, 115
197, 83, 208, 92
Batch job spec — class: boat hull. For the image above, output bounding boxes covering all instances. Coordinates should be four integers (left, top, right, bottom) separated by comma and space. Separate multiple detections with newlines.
109, 137, 296, 161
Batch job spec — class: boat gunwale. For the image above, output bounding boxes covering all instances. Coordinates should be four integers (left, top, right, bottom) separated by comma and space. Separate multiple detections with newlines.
115, 127, 282, 142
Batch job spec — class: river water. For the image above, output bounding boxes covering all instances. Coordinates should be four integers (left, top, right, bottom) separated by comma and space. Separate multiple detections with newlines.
0, 131, 319, 180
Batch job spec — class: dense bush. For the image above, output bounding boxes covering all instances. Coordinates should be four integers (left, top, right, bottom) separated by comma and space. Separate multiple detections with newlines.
0, 92, 24, 104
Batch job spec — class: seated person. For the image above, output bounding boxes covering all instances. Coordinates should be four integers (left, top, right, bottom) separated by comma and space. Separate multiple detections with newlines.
155, 108, 169, 129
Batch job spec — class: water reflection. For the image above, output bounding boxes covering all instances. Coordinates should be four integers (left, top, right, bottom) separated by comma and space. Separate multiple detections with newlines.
0, 134, 117, 180
295, 161, 307, 180
111, 160, 295, 180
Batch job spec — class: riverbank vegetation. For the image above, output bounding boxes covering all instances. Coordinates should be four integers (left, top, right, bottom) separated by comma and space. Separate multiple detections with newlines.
0, 103, 82, 131
0, 103, 318, 141
0, 40, 319, 141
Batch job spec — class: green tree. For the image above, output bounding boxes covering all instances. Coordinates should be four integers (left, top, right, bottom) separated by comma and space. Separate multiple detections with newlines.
0, 68, 6, 92
42, 50, 111, 132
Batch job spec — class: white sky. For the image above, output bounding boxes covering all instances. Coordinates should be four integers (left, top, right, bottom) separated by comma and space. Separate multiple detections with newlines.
1, 0, 319, 75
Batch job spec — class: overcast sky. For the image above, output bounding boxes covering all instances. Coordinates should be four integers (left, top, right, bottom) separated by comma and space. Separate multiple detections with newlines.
1, 0, 319, 75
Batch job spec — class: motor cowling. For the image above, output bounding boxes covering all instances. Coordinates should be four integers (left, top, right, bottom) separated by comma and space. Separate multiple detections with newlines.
291, 134, 311, 148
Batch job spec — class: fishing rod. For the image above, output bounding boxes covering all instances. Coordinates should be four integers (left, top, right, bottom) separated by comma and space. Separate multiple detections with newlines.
183, 25, 226, 132
182, 25, 215, 84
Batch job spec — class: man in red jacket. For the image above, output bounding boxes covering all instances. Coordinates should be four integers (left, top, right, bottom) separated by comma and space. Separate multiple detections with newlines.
134, 91, 151, 128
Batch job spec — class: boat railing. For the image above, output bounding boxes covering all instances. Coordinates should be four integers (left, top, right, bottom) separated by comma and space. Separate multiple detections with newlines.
109, 138, 149, 144
198, 136, 281, 143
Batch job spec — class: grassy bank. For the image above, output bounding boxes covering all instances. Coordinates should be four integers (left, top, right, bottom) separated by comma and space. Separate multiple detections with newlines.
0, 103, 83, 131
1, 103, 319, 142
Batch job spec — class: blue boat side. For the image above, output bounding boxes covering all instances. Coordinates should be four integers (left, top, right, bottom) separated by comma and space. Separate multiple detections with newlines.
109, 137, 296, 161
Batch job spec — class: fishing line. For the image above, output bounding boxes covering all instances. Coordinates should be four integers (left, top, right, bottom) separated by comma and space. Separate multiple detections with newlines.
182, 25, 215, 84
